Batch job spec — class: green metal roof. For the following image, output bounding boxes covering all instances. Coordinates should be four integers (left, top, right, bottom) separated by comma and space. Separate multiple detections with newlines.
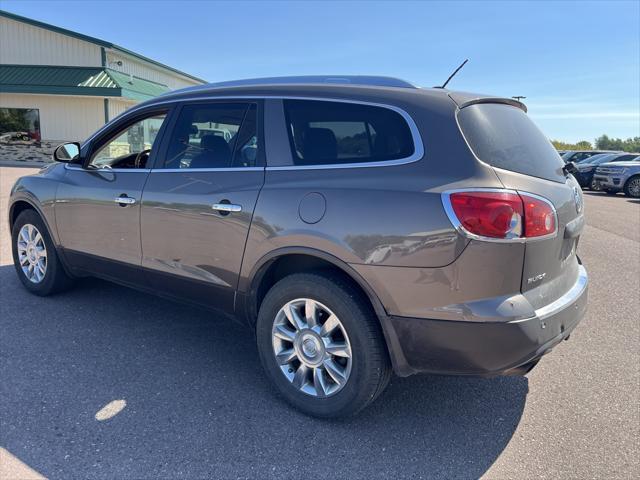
105, 68, 170, 101
0, 65, 170, 100
0, 9, 206, 83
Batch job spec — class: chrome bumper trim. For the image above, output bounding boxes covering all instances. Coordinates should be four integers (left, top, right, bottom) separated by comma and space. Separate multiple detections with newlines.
534, 265, 588, 320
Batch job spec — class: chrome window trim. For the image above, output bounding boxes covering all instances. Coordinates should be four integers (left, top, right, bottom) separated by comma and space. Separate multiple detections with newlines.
64, 164, 151, 173
441, 188, 559, 244
150, 167, 265, 173
84, 95, 424, 171
534, 264, 588, 320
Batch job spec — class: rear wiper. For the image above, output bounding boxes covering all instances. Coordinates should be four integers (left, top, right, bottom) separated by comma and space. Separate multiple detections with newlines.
563, 161, 579, 176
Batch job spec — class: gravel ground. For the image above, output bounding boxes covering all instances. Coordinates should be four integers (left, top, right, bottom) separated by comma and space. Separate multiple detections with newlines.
0, 167, 638, 479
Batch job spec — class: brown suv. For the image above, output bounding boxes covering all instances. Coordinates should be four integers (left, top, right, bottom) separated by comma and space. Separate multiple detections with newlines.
9, 76, 588, 417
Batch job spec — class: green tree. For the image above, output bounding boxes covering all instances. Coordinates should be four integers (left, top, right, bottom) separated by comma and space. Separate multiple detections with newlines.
595, 135, 640, 152
551, 139, 593, 150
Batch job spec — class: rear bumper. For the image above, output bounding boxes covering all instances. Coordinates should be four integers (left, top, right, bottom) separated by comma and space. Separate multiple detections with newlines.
384, 265, 588, 377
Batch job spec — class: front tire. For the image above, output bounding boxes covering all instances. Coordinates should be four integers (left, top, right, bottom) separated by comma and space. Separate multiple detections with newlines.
11, 209, 74, 296
256, 272, 391, 418
623, 176, 640, 198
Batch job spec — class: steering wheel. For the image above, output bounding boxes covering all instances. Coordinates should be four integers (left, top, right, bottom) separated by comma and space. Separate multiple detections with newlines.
134, 149, 151, 169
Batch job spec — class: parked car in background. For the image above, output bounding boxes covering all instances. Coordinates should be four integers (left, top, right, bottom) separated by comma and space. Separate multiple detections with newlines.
8, 76, 588, 417
593, 158, 640, 197
562, 150, 619, 164
575, 152, 640, 190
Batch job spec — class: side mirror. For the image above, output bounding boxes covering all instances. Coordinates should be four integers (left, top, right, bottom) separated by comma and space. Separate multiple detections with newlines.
53, 142, 80, 163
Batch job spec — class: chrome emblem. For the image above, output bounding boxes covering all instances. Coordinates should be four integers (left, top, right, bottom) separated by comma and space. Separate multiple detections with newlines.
573, 186, 583, 214
527, 273, 547, 285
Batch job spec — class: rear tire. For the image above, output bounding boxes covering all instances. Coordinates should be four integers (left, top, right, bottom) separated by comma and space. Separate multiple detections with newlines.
256, 271, 391, 418
11, 209, 74, 296
623, 176, 640, 198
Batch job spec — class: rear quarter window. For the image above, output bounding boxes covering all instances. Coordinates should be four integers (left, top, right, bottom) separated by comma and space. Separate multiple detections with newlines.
283, 100, 415, 166
458, 103, 566, 183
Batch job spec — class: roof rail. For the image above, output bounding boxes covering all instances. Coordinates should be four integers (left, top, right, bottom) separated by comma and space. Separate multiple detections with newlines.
203, 75, 418, 89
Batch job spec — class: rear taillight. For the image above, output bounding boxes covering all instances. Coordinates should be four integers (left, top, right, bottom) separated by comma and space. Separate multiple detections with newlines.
443, 190, 556, 241
520, 194, 556, 238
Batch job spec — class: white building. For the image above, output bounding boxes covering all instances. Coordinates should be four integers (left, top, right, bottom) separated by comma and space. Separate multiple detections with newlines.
0, 10, 205, 159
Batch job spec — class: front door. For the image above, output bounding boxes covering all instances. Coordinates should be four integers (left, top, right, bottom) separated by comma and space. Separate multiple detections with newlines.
56, 111, 169, 284
140, 102, 264, 313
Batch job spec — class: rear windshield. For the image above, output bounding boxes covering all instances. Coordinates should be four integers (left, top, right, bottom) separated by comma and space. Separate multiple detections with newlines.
458, 103, 565, 183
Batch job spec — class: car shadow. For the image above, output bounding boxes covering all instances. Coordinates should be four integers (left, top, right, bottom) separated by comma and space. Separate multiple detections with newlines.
0, 266, 528, 479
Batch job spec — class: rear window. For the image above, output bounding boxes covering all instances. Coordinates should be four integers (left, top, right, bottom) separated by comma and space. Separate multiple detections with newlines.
458, 103, 565, 183
283, 100, 414, 166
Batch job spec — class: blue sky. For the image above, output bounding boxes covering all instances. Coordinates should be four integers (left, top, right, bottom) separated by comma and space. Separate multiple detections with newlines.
3, 0, 639, 143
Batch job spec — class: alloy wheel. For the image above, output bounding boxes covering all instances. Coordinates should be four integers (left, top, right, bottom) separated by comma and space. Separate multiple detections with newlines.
628, 178, 640, 198
16, 224, 47, 283
272, 298, 352, 397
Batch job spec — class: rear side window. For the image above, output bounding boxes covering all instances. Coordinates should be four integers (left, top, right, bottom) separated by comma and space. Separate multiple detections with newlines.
163, 103, 258, 169
458, 103, 565, 183
283, 100, 414, 166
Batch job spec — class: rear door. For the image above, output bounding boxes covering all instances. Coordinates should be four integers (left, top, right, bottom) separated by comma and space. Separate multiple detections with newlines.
457, 102, 584, 309
140, 101, 265, 314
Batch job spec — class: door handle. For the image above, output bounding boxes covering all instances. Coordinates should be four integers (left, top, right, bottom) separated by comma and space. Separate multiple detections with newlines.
212, 202, 242, 214
114, 195, 136, 206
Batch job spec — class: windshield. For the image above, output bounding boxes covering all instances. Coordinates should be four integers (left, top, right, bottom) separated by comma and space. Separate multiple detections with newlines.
458, 103, 565, 183
582, 154, 615, 165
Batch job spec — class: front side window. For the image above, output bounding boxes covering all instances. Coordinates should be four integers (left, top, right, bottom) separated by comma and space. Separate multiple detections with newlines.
283, 100, 414, 166
90, 113, 167, 169
162, 103, 258, 169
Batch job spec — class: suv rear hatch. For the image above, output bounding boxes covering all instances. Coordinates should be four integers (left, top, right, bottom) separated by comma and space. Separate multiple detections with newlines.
455, 99, 584, 309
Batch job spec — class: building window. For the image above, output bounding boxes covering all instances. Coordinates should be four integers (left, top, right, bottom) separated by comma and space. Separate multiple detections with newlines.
0, 108, 41, 144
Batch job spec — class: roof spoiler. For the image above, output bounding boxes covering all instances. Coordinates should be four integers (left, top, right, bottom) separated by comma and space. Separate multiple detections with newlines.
448, 94, 527, 113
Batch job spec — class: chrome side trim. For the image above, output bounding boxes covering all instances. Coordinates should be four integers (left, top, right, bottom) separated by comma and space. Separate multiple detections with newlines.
64, 164, 151, 173
534, 265, 588, 320
441, 188, 558, 244
150, 167, 264, 173
265, 156, 420, 171
84, 96, 425, 171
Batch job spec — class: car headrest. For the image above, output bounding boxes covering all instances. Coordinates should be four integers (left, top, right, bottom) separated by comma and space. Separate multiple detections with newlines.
200, 134, 228, 151
190, 135, 232, 168
303, 128, 337, 163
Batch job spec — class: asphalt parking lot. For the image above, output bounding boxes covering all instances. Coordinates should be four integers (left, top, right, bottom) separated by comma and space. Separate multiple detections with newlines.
0, 166, 638, 479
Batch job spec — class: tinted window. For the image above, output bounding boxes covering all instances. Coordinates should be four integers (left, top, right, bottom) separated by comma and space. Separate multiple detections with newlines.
163, 103, 258, 169
458, 103, 565, 183
591, 154, 617, 165
612, 154, 638, 162
283, 100, 414, 166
